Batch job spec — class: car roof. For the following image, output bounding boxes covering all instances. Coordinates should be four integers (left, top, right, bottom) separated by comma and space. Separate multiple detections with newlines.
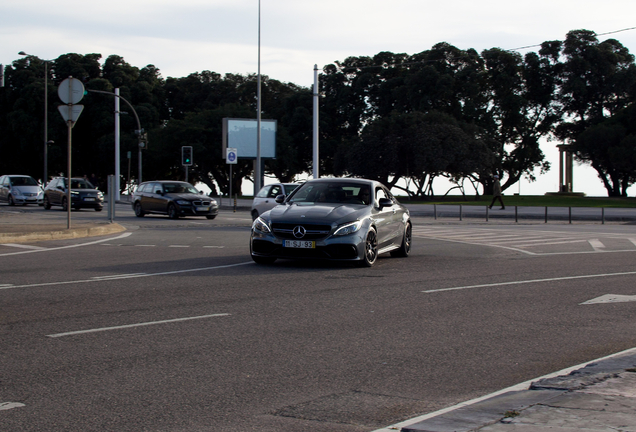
142, 180, 190, 184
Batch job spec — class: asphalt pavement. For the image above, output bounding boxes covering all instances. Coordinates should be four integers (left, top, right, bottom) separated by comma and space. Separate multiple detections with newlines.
2, 201, 636, 431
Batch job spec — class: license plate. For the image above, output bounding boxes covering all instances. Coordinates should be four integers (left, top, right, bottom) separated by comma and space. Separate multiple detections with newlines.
284, 240, 315, 249
84, 197, 95, 201
196, 206, 210, 212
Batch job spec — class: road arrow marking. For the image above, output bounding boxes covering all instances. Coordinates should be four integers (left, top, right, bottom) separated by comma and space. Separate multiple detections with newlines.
580, 294, 636, 305
0, 402, 25, 411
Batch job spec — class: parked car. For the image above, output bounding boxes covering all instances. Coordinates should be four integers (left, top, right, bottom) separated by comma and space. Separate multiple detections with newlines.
251, 182, 300, 220
43, 177, 104, 211
250, 178, 411, 267
0, 175, 42, 205
132, 181, 218, 219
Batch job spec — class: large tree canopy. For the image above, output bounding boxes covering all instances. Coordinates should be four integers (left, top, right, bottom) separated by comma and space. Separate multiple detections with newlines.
2, 28, 635, 197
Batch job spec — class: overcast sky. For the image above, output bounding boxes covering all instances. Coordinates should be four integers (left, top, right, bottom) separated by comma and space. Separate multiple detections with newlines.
2, 0, 635, 195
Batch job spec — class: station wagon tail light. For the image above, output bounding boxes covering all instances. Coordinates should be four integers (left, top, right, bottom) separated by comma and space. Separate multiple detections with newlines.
334, 220, 362, 236
253, 216, 272, 234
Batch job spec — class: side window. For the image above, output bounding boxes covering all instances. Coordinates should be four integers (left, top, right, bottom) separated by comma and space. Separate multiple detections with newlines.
268, 185, 282, 198
138, 184, 147, 193
256, 186, 270, 198
375, 187, 388, 206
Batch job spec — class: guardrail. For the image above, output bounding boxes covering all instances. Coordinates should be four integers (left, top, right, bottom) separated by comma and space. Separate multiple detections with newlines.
405, 204, 636, 224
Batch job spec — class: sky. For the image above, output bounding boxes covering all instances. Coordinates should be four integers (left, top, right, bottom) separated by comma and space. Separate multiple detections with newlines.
2, 0, 636, 196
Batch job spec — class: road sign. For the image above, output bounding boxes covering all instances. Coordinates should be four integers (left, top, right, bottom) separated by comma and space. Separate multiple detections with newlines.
57, 104, 84, 123
227, 147, 237, 164
58, 78, 85, 104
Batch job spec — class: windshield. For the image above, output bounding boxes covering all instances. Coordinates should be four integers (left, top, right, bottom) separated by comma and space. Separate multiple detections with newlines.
10, 176, 38, 186
69, 179, 95, 189
163, 182, 198, 194
283, 184, 299, 195
288, 182, 371, 205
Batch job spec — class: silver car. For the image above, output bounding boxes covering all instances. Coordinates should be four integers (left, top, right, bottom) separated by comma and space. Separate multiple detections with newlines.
0, 175, 42, 205
251, 182, 299, 220
250, 178, 411, 267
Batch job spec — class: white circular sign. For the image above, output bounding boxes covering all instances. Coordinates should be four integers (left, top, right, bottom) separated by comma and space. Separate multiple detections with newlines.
227, 148, 238, 164
58, 78, 85, 104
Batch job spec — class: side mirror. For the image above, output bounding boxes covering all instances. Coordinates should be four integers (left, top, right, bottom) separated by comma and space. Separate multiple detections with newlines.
378, 198, 393, 209
275, 194, 286, 204
155, 189, 163, 195
199, 190, 204, 195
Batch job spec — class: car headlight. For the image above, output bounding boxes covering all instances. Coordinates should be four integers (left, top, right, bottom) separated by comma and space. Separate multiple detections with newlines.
333, 220, 362, 236
71, 191, 79, 196
97, 191, 104, 198
175, 200, 190, 205
12, 189, 23, 197
252, 216, 271, 234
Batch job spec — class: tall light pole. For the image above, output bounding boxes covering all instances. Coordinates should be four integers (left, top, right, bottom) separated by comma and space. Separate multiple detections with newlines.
255, 0, 262, 195
19, 51, 53, 186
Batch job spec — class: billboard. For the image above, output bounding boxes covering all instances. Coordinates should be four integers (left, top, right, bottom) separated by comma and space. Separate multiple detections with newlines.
222, 118, 277, 159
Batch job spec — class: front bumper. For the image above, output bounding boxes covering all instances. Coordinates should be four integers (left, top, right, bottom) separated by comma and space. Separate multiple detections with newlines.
177, 204, 219, 217
250, 230, 366, 261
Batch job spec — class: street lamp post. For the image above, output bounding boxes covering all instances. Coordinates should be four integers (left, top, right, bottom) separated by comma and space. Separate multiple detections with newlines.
19, 52, 53, 186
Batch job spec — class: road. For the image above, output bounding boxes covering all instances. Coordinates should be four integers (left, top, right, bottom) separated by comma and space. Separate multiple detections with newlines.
1, 204, 635, 431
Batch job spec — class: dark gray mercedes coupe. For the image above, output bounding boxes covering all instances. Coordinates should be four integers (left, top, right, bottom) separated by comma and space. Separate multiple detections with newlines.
250, 178, 411, 266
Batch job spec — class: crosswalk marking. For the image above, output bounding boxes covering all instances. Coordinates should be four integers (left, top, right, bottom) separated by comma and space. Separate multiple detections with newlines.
412, 227, 636, 254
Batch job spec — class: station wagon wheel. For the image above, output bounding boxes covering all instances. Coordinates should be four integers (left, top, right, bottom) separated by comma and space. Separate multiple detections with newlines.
62, 197, 68, 212
391, 221, 412, 258
8, 195, 15, 206
205, 215, 216, 220
167, 203, 179, 219
134, 202, 145, 217
43, 195, 51, 210
362, 227, 378, 267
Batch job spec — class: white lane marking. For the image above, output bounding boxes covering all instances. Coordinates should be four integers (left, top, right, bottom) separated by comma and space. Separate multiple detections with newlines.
91, 273, 147, 280
0, 243, 48, 250
0, 261, 254, 291
423, 270, 636, 294
0, 402, 25, 411
581, 294, 636, 305
589, 239, 606, 250
0, 233, 133, 257
169, 245, 190, 248
413, 234, 537, 255
203, 246, 225, 249
374, 346, 636, 432
46, 313, 231, 338
630, 238, 636, 247
135, 244, 156, 247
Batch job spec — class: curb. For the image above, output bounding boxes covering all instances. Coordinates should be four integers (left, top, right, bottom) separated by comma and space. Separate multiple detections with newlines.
0, 223, 126, 244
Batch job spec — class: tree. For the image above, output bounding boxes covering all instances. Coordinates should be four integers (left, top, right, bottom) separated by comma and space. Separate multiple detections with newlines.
575, 103, 636, 196
555, 30, 636, 195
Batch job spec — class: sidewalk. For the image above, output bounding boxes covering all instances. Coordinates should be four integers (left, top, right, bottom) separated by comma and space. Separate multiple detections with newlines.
383, 348, 636, 432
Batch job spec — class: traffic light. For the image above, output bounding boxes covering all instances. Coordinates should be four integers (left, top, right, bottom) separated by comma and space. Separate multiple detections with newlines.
182, 146, 193, 166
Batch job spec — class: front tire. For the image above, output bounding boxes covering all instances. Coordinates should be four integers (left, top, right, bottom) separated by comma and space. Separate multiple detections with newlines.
391, 222, 412, 258
205, 215, 216, 220
8, 195, 15, 206
134, 202, 145, 217
43, 195, 51, 210
361, 228, 378, 267
94, 207, 103, 212
167, 204, 179, 219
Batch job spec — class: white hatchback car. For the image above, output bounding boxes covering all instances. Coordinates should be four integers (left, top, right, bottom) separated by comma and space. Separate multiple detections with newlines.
251, 183, 299, 220
0, 175, 42, 206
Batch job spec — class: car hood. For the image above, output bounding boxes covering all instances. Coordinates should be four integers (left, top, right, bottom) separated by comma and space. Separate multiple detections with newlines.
167, 193, 214, 201
267, 203, 367, 224
12, 185, 41, 194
